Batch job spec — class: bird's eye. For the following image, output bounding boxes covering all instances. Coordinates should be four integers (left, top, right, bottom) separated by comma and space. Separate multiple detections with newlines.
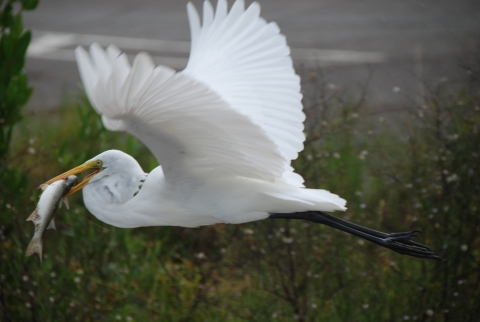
96, 160, 103, 167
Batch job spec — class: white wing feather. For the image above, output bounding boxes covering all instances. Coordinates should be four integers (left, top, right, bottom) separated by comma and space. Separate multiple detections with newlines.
75, 0, 306, 186
184, 0, 306, 186
76, 45, 285, 182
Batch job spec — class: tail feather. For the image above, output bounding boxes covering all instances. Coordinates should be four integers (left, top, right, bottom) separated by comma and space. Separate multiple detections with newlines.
264, 188, 347, 213
25, 237, 43, 264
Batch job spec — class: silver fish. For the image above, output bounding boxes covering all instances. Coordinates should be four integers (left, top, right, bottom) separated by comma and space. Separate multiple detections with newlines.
26, 175, 78, 263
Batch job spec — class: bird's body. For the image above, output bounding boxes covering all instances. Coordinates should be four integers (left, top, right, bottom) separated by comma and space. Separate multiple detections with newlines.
45, 0, 440, 260
82, 150, 345, 228
71, 0, 347, 228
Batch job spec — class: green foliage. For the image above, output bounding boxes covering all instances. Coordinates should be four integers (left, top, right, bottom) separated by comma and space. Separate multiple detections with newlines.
1, 62, 479, 321
0, 1, 37, 238
0, 0, 37, 163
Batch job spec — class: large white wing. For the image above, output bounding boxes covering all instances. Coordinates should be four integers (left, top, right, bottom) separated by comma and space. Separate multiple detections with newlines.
184, 0, 306, 186
75, 0, 305, 185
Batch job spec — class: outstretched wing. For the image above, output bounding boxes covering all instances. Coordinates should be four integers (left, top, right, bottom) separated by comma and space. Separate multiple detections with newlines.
184, 0, 305, 186
75, 0, 305, 185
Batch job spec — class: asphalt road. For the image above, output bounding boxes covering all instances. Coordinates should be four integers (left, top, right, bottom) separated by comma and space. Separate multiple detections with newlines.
24, 0, 480, 110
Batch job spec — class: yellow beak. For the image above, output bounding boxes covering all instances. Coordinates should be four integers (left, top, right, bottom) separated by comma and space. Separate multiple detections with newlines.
44, 164, 90, 185
43, 161, 102, 198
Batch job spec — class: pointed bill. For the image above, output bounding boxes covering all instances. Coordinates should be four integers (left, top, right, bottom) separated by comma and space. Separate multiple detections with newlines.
43, 160, 103, 197
43, 164, 90, 186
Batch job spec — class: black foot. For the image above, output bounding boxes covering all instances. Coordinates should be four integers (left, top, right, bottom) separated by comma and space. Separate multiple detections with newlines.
379, 231, 440, 260
269, 211, 442, 261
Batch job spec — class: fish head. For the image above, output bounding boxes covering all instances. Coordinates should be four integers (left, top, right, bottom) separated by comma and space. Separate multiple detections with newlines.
65, 175, 79, 188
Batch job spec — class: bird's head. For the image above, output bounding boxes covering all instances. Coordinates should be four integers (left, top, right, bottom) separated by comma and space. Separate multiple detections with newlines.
44, 150, 141, 198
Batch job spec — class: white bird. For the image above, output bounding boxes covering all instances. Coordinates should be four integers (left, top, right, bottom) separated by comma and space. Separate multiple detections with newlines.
45, 0, 439, 260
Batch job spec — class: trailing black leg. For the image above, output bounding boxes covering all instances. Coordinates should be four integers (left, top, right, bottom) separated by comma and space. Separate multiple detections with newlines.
269, 211, 441, 261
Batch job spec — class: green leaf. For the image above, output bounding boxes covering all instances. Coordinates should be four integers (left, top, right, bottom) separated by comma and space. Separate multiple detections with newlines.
0, 3, 12, 28
1, 32, 14, 60
16, 30, 31, 57
21, 0, 39, 10
11, 12, 23, 37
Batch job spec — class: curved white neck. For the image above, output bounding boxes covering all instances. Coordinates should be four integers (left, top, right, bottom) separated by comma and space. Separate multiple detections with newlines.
84, 170, 146, 205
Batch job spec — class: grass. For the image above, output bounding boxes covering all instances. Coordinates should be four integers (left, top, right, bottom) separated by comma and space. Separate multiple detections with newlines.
1, 60, 479, 321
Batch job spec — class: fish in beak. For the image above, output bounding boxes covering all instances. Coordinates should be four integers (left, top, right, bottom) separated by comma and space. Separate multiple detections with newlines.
26, 175, 78, 263
44, 160, 104, 198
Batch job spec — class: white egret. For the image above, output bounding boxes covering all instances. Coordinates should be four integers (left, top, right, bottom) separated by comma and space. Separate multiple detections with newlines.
45, 0, 439, 260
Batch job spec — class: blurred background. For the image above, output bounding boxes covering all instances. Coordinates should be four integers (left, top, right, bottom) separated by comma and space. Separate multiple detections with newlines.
24, 0, 480, 111
2, 0, 480, 321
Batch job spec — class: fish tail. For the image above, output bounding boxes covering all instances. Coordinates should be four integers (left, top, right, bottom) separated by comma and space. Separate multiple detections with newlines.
25, 237, 43, 264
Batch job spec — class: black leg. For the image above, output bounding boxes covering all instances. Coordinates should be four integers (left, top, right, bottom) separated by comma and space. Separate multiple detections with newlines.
269, 211, 441, 261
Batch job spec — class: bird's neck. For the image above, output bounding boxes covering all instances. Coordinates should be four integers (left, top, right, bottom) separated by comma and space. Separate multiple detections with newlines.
84, 169, 147, 205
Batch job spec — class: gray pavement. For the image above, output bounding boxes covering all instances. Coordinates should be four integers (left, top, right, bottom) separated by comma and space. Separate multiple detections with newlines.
24, 0, 480, 110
